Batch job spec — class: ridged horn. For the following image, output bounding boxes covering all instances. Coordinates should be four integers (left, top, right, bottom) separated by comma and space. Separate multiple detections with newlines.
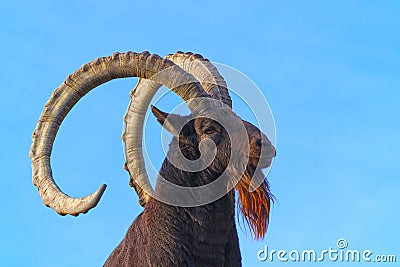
30, 51, 212, 216
165, 52, 232, 108
123, 52, 233, 206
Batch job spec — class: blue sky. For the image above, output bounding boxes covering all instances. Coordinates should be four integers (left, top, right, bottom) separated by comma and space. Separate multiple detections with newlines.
1, 0, 399, 266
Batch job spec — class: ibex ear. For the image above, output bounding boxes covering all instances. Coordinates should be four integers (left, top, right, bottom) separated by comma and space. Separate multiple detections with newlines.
151, 105, 188, 137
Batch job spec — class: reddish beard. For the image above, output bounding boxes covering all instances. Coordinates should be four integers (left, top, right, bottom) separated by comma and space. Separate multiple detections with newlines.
235, 163, 273, 239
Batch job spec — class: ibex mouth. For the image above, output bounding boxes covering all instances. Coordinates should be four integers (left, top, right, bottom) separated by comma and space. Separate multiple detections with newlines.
256, 157, 273, 169
249, 144, 276, 169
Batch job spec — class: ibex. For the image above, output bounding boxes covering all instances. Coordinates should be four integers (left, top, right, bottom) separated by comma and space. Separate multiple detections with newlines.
30, 51, 276, 266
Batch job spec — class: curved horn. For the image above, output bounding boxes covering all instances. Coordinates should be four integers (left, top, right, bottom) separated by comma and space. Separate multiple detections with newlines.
123, 52, 233, 206
30, 51, 212, 216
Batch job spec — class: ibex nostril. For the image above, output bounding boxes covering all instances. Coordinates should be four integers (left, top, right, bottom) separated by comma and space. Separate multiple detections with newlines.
256, 139, 263, 147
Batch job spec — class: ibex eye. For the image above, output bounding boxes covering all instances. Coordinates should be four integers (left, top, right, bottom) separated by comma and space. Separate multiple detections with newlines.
204, 127, 216, 134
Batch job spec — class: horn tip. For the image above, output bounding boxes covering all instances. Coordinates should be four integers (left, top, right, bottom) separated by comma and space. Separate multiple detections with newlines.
97, 184, 107, 198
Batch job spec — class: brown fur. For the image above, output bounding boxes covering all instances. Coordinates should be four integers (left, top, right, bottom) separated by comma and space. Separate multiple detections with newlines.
105, 111, 275, 266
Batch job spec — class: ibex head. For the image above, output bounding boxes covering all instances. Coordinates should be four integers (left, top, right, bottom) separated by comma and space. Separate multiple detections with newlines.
30, 51, 275, 239
147, 104, 276, 239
